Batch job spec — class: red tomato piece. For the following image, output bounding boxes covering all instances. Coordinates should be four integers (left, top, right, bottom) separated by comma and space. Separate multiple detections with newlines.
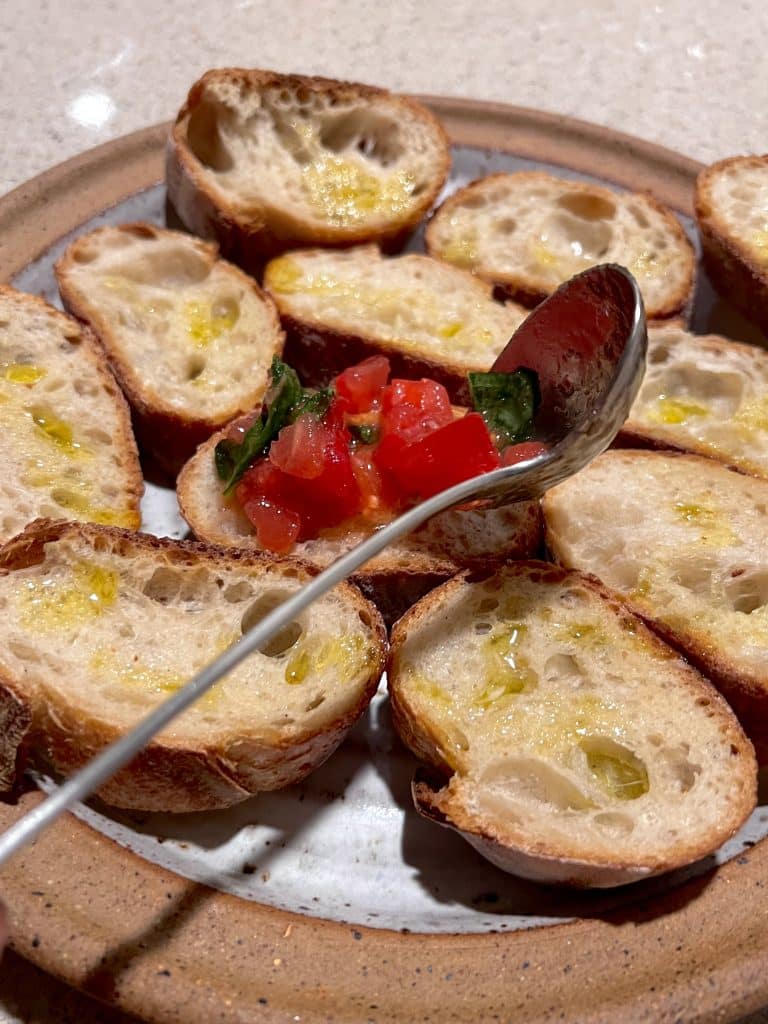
380, 378, 453, 443
239, 497, 301, 553
334, 355, 391, 413
323, 396, 351, 432
501, 441, 549, 465
386, 413, 501, 500
351, 446, 386, 512
297, 428, 363, 534
269, 413, 328, 479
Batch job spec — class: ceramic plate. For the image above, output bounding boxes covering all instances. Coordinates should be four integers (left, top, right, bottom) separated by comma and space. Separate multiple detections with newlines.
1, 98, 767, 1023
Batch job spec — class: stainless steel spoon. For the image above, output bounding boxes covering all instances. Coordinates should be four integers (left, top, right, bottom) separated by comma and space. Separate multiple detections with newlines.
0, 262, 646, 867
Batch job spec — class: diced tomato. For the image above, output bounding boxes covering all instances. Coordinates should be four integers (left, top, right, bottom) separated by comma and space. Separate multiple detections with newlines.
238, 498, 301, 554
238, 427, 364, 550
297, 428, 363, 534
383, 413, 501, 500
380, 378, 453, 443
323, 396, 351, 432
351, 446, 386, 512
501, 440, 549, 465
372, 431, 409, 490
334, 356, 391, 413
269, 413, 329, 479
236, 458, 291, 507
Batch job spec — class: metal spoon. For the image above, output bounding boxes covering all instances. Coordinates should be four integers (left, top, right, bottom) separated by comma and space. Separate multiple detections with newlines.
0, 263, 646, 867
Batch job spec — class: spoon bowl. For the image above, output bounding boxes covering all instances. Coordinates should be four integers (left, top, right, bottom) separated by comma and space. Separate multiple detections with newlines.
0, 263, 647, 867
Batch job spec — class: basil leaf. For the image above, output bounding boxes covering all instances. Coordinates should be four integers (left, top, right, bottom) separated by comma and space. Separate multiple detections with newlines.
348, 422, 380, 446
216, 357, 302, 494
468, 368, 541, 448
291, 385, 335, 422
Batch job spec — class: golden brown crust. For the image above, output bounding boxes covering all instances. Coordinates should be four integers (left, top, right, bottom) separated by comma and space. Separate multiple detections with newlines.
388, 561, 756, 886
177, 418, 542, 626
0, 519, 386, 811
279, 312, 482, 407
695, 156, 768, 339
426, 171, 695, 320
55, 223, 285, 478
166, 68, 451, 273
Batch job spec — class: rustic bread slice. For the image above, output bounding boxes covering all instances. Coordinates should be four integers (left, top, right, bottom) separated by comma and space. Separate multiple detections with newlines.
263, 246, 529, 404
0, 520, 386, 812
166, 68, 451, 269
695, 155, 768, 338
388, 561, 755, 887
0, 286, 142, 543
543, 450, 768, 760
176, 419, 541, 625
425, 171, 695, 320
620, 324, 768, 477
56, 223, 285, 477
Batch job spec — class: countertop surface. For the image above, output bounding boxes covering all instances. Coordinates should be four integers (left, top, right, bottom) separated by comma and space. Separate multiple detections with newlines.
1, 0, 767, 1021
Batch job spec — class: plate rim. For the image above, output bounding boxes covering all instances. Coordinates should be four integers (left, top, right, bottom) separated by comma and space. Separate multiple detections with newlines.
1, 96, 766, 1024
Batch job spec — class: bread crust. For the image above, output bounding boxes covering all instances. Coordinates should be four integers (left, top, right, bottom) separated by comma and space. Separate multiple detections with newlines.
617, 326, 768, 478
280, 311, 483, 407
0, 520, 386, 811
389, 562, 756, 887
176, 419, 542, 625
695, 155, 768, 339
426, 171, 695, 321
166, 68, 451, 273
55, 223, 285, 478
543, 450, 768, 761
0, 285, 144, 538
265, 245, 527, 405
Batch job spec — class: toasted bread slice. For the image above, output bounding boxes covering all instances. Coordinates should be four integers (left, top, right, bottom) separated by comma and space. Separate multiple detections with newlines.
0, 520, 386, 811
166, 68, 451, 269
55, 223, 285, 477
177, 419, 541, 625
695, 155, 768, 338
543, 450, 768, 759
620, 325, 768, 477
0, 286, 142, 543
425, 171, 695, 320
388, 561, 755, 887
264, 246, 529, 404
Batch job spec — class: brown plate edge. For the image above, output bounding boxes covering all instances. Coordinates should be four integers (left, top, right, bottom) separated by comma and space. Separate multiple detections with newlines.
2, 99, 766, 1024
0, 97, 702, 282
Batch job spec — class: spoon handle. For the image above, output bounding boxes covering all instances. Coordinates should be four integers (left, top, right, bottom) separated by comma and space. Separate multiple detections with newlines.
0, 470, 501, 867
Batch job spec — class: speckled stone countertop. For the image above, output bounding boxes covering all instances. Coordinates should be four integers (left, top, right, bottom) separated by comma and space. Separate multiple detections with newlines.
1, 0, 767, 1021
0, 0, 766, 197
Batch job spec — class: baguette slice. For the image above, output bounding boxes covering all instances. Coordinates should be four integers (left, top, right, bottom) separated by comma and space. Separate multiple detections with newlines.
425, 171, 695, 320
543, 450, 768, 759
56, 223, 285, 477
0, 520, 386, 812
620, 324, 768, 477
389, 562, 755, 887
167, 68, 451, 269
0, 286, 143, 544
264, 246, 528, 404
177, 419, 541, 625
695, 155, 768, 338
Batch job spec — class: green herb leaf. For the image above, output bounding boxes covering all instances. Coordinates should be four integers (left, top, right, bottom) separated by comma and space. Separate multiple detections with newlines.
215, 357, 303, 494
348, 422, 380, 446
468, 368, 541, 448
290, 385, 335, 422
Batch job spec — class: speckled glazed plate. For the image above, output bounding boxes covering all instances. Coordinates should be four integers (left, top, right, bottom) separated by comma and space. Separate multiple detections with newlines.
1, 98, 768, 1024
